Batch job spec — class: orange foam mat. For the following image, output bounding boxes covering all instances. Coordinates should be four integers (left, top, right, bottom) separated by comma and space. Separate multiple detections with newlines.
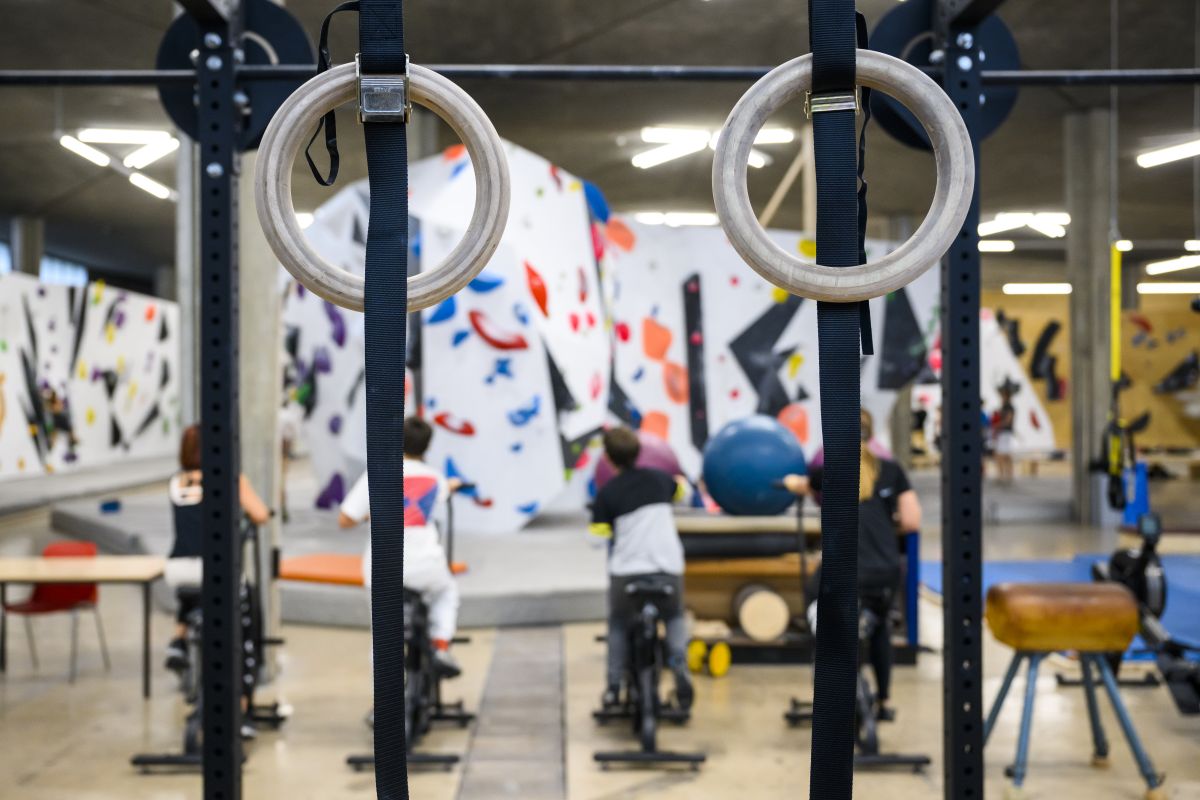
279, 553, 363, 586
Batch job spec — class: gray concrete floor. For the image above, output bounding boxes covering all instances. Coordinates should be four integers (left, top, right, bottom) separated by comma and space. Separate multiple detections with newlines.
1, 463, 1198, 798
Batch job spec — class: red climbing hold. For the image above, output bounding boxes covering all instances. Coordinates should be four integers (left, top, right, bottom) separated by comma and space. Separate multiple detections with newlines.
525, 261, 549, 316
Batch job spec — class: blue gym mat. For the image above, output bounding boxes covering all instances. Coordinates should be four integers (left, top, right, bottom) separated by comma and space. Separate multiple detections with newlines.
921, 554, 1200, 660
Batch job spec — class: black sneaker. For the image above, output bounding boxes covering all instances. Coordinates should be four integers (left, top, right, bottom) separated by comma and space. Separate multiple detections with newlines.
165, 637, 189, 673
433, 649, 462, 679
673, 671, 694, 712
601, 685, 621, 709
876, 703, 896, 723
240, 721, 258, 740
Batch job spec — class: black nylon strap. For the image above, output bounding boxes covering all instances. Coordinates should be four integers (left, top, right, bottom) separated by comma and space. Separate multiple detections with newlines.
807, 0, 865, 797
358, 1, 410, 797
304, 1, 359, 186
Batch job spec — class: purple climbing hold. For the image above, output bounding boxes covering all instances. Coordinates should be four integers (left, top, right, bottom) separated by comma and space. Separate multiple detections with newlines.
312, 346, 332, 374
315, 473, 346, 509
329, 415, 343, 435
324, 302, 347, 348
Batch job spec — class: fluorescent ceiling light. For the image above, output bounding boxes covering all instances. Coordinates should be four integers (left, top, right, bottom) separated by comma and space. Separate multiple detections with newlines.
78, 128, 172, 145
60, 135, 111, 167
1136, 138, 1200, 168
631, 140, 709, 169
1115, 239, 1133, 252
978, 239, 1015, 252
1145, 255, 1200, 276
633, 125, 793, 169
633, 211, 719, 227
1185, 240, 1200, 252
129, 172, 172, 200
296, 212, 315, 229
1002, 282, 1072, 295
1137, 282, 1200, 294
123, 136, 180, 169
753, 128, 795, 145
978, 212, 1070, 239
641, 126, 709, 145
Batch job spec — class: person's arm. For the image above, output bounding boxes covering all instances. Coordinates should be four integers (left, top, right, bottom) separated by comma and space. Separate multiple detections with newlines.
896, 490, 921, 532
889, 463, 921, 532
588, 491, 613, 539
238, 474, 271, 526
339, 472, 371, 529
782, 474, 810, 496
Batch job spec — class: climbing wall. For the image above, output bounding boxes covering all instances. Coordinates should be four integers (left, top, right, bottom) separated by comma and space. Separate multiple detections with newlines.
0, 273, 181, 480
604, 219, 937, 475
282, 141, 614, 533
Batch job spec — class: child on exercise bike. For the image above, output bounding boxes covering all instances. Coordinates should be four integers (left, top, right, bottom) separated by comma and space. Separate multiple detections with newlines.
339, 415, 462, 678
164, 423, 271, 738
782, 409, 921, 719
590, 426, 694, 712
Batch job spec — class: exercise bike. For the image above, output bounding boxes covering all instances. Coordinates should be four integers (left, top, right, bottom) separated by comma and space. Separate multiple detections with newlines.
593, 579, 706, 768
132, 520, 288, 771
346, 589, 474, 770
348, 483, 476, 771
1084, 512, 1200, 715
785, 600, 930, 771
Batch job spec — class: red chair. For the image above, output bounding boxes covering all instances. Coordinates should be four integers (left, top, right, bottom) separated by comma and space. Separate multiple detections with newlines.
3, 541, 110, 682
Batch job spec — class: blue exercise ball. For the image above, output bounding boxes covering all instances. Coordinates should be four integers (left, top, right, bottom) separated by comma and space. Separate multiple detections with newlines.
702, 415, 807, 516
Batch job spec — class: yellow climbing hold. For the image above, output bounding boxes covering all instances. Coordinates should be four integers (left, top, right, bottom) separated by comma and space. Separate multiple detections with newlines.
92, 280, 106, 304
787, 353, 805, 378
116, 355, 125, 373
568, 180, 582, 192
798, 239, 817, 258
105, 323, 115, 343
128, 381, 138, 398
771, 286, 790, 304
77, 361, 87, 379
86, 408, 96, 425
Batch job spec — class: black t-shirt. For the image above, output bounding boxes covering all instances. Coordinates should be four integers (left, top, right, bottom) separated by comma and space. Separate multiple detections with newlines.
809, 458, 911, 588
591, 468, 685, 576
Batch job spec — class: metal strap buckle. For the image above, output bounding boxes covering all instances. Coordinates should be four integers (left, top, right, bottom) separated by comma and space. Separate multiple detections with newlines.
356, 53, 412, 123
804, 88, 860, 117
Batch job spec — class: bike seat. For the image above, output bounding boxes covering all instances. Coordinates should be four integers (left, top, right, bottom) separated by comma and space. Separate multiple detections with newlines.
625, 580, 675, 599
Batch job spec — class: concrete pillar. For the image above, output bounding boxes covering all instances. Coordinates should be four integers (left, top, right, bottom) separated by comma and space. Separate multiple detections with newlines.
887, 215, 915, 470
176, 135, 199, 426
1065, 109, 1113, 525
155, 266, 176, 301
10, 216, 44, 276
238, 149, 283, 665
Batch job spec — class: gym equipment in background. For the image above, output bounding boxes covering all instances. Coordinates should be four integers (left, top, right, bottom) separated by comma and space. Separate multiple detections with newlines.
156, 0, 311, 151
593, 431, 684, 492
1091, 513, 1200, 715
347, 590, 475, 771
132, 521, 288, 772
786, 602, 930, 772
701, 415, 806, 516
868, 0, 1019, 150
592, 579, 705, 768
983, 583, 1166, 799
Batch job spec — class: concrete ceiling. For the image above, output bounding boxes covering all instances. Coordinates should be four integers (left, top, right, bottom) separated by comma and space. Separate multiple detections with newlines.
0, 0, 1198, 285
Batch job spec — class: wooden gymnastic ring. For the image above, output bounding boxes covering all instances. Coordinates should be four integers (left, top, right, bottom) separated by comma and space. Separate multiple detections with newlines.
255, 62, 510, 312
712, 49, 974, 303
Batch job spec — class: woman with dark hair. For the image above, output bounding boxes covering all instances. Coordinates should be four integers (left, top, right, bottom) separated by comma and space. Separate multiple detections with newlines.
164, 423, 269, 733
783, 409, 921, 718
